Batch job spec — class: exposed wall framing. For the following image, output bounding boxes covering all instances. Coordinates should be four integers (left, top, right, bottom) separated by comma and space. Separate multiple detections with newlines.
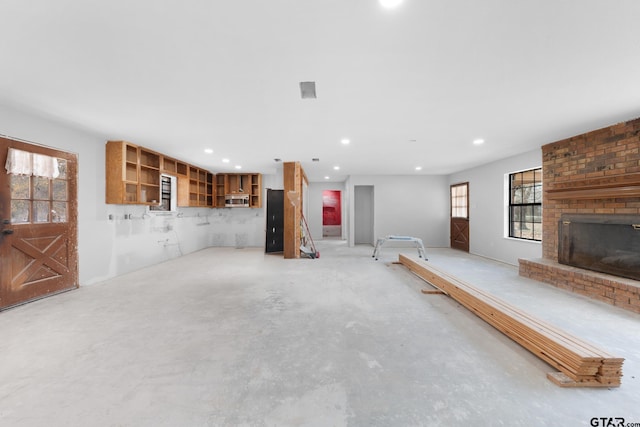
283, 161, 308, 259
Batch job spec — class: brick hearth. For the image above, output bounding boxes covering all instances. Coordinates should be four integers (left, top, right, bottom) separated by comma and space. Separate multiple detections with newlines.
518, 117, 640, 314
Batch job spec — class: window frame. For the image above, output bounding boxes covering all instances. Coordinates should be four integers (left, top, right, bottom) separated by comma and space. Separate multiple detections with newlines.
9, 157, 69, 225
507, 167, 542, 242
450, 182, 469, 219
148, 173, 178, 213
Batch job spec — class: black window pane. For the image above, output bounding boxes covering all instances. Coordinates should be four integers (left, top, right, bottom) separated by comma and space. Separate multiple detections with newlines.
534, 183, 542, 203
513, 187, 522, 204
523, 184, 535, 203
511, 206, 519, 222
508, 168, 542, 241
533, 205, 542, 222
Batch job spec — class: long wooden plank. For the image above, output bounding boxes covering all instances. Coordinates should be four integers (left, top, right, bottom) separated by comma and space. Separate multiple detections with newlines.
413, 276, 616, 382
421, 289, 446, 294
401, 255, 602, 360
405, 255, 609, 356
412, 257, 621, 360
547, 371, 620, 388
403, 254, 614, 361
401, 254, 623, 381
398, 254, 624, 387
404, 256, 624, 382
447, 287, 602, 377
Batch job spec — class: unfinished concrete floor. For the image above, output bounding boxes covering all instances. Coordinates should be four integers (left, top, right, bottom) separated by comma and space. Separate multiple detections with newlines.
1, 241, 639, 426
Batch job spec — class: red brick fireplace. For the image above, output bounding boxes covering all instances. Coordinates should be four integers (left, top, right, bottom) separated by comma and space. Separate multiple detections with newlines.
519, 117, 640, 314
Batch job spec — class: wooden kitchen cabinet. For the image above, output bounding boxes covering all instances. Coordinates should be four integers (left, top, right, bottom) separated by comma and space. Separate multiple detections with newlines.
107, 140, 224, 208
185, 166, 213, 207
106, 140, 161, 205
214, 173, 262, 208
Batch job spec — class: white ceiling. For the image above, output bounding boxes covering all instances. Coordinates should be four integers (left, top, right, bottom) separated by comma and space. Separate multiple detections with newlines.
1, 0, 639, 182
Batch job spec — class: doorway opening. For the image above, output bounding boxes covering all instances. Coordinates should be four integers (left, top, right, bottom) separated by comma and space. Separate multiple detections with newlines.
322, 190, 342, 238
354, 185, 374, 245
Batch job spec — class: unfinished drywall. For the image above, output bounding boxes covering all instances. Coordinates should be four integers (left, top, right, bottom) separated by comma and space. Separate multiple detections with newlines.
0, 103, 275, 285
447, 149, 542, 265
100, 177, 276, 279
345, 175, 449, 248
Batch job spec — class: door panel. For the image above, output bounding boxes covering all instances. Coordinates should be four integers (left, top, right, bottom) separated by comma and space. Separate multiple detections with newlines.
265, 189, 284, 253
450, 182, 469, 252
1, 137, 78, 310
450, 218, 469, 252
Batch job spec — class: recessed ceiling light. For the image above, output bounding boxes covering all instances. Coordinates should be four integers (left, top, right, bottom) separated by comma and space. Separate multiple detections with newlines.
333, 166, 340, 170
379, 0, 403, 9
222, 158, 230, 163
473, 138, 485, 145
204, 148, 214, 154
234, 165, 242, 170
341, 138, 350, 145
324, 176, 330, 180
415, 166, 422, 171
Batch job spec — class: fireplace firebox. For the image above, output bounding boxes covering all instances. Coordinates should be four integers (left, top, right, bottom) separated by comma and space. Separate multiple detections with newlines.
558, 214, 640, 281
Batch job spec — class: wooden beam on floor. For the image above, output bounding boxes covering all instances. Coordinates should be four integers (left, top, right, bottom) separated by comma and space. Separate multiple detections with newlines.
398, 253, 624, 388
421, 289, 446, 295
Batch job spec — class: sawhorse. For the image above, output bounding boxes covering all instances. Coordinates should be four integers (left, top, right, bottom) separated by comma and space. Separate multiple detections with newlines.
372, 235, 427, 260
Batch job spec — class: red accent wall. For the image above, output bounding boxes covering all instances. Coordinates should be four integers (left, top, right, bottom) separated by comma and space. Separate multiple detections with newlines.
322, 190, 341, 226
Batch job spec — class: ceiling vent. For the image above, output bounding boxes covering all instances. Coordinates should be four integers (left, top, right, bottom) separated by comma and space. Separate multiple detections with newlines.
300, 81, 317, 99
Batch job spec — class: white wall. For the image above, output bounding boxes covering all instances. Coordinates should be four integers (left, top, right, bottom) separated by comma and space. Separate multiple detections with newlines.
1, 102, 542, 282
0, 103, 113, 284
308, 182, 346, 241
345, 175, 449, 248
1, 104, 274, 285
447, 149, 542, 265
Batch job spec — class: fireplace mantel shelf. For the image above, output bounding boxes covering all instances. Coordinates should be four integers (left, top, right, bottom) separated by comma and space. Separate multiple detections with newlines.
546, 172, 640, 200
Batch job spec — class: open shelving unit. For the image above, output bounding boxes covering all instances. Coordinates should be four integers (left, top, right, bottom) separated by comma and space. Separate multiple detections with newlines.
124, 144, 138, 202
106, 141, 261, 209
161, 156, 188, 177
106, 141, 160, 205
187, 166, 213, 207
214, 173, 262, 208
250, 174, 262, 208
139, 148, 160, 204
215, 174, 226, 207
207, 173, 214, 207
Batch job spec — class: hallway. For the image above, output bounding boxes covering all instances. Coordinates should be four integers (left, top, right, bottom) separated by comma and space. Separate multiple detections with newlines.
1, 241, 639, 426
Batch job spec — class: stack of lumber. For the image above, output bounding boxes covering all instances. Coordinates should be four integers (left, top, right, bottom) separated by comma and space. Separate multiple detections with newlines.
399, 254, 624, 387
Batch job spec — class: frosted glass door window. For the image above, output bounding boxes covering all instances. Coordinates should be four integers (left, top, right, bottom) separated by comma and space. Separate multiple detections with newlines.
8, 157, 69, 224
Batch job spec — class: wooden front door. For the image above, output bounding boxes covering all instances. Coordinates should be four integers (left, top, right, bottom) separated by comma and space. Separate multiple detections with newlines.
450, 182, 469, 252
0, 137, 78, 310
